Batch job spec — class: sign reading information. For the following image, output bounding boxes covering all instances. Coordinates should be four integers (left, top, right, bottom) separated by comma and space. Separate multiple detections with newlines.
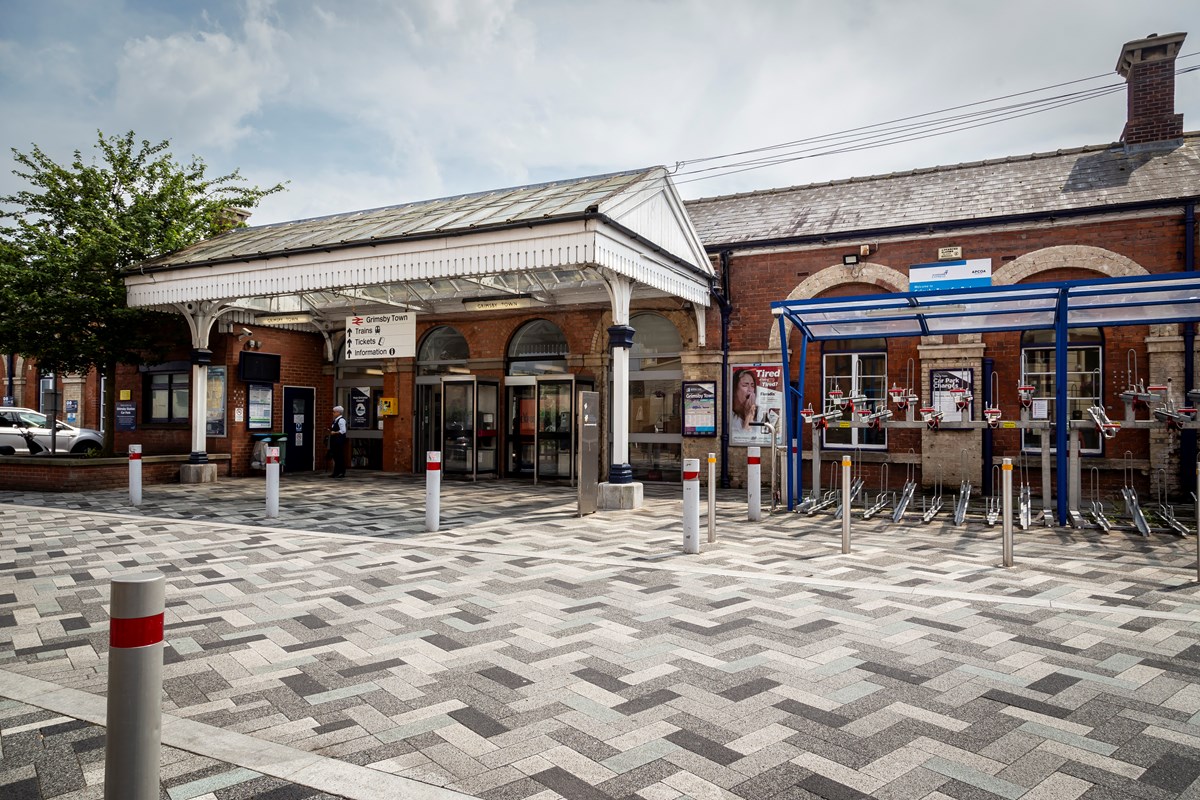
344, 313, 416, 360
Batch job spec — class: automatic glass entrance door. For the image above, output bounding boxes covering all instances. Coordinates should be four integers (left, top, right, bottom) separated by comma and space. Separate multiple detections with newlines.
504, 375, 594, 483
506, 377, 536, 478
414, 376, 441, 473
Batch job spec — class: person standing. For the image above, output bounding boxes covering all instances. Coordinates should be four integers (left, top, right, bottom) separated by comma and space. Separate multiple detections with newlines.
329, 405, 348, 478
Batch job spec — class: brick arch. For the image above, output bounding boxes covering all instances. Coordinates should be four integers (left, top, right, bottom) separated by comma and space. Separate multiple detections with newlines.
993, 245, 1149, 285
769, 262, 909, 350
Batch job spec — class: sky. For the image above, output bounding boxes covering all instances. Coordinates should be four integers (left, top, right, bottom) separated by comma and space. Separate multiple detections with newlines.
1, 0, 1197, 226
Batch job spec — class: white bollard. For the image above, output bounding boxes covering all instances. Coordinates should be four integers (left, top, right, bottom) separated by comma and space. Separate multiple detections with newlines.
265, 447, 280, 518
1002, 457, 1014, 568
128, 444, 142, 507
1194, 459, 1199, 584
426, 451, 441, 532
747, 447, 762, 522
104, 571, 165, 800
841, 456, 851, 554
707, 453, 717, 543
683, 458, 700, 554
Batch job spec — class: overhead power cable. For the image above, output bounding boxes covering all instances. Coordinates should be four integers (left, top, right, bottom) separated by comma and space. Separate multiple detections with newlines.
670, 59, 1199, 189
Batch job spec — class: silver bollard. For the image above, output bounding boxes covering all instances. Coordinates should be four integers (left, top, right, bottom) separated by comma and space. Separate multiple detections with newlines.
683, 458, 700, 554
425, 451, 441, 532
105, 572, 165, 800
1002, 457, 1014, 567
265, 447, 280, 518
128, 444, 142, 507
747, 446, 762, 522
707, 453, 717, 543
841, 455, 851, 554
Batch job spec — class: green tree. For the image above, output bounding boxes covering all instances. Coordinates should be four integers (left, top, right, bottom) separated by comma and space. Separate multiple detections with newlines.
0, 131, 285, 454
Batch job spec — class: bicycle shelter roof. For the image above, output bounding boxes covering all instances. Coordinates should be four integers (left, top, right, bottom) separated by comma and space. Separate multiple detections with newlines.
770, 271, 1200, 342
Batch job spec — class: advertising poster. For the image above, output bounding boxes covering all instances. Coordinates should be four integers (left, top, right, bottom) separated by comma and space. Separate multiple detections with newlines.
730, 364, 783, 446
682, 381, 716, 437
349, 387, 371, 429
930, 368, 973, 422
206, 366, 226, 437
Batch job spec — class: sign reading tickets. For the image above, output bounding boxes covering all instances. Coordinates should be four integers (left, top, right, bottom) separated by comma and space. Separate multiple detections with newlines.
344, 313, 416, 360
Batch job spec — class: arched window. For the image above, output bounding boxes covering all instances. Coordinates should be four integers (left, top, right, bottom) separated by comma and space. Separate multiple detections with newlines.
507, 319, 568, 375
1020, 327, 1103, 453
416, 326, 469, 376
822, 338, 887, 449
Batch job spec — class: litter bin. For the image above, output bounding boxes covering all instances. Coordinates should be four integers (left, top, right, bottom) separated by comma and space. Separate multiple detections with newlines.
251, 433, 287, 470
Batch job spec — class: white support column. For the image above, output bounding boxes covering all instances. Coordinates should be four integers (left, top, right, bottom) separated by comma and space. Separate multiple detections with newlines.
604, 274, 634, 484
174, 301, 226, 484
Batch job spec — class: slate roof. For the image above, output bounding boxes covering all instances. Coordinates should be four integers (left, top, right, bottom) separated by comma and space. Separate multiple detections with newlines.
684, 133, 1200, 248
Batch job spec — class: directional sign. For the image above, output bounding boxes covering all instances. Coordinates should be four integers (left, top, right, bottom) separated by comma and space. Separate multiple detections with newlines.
344, 313, 416, 360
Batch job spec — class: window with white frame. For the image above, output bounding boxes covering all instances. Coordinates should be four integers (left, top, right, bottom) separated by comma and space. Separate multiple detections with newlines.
822, 340, 887, 448
147, 372, 189, 423
1020, 328, 1102, 453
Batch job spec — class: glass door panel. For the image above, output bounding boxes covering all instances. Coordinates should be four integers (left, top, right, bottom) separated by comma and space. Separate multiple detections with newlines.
442, 380, 474, 475
414, 379, 441, 472
537, 380, 572, 479
476, 380, 499, 476
506, 380, 536, 478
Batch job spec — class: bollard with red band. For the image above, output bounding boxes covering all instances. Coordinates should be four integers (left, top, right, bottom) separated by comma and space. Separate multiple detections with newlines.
747, 447, 762, 522
426, 451, 441, 532
265, 447, 280, 518
841, 456, 852, 554
707, 453, 717, 544
683, 458, 700, 554
105, 571, 165, 800
128, 444, 142, 507
1002, 458, 1014, 567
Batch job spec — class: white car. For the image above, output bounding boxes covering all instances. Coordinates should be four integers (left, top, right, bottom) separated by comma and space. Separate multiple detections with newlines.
0, 407, 104, 456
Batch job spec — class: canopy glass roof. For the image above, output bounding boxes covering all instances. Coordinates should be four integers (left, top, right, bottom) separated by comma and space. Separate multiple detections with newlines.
772, 272, 1200, 341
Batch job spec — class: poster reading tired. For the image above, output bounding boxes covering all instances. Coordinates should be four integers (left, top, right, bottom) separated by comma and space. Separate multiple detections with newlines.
730, 364, 783, 446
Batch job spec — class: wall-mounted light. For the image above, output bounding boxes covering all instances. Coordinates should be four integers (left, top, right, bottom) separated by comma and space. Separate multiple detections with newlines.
842, 254, 860, 266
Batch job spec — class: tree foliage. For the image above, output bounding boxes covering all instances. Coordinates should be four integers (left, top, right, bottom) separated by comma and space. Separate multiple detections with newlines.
0, 131, 285, 376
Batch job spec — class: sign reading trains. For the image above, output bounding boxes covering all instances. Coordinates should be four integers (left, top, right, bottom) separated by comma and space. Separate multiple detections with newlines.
343, 313, 416, 360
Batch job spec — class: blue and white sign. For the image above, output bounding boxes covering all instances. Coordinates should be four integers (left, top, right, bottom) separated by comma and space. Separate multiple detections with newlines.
910, 259, 992, 292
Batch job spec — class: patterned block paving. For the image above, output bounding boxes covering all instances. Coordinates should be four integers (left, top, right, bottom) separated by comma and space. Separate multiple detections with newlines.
3, 476, 1200, 798
0, 700, 346, 799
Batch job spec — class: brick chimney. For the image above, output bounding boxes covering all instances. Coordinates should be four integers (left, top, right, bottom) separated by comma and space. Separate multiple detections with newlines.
1116, 32, 1186, 145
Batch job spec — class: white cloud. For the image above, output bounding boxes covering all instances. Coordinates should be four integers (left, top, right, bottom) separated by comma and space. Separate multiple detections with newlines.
112, 1, 288, 152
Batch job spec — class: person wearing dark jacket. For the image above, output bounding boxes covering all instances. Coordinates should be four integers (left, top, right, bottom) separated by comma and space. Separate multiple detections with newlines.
329, 405, 348, 478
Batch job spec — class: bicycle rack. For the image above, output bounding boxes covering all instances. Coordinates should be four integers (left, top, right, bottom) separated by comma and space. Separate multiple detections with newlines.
806, 459, 841, 516
1120, 451, 1151, 537
1156, 467, 1190, 536
953, 448, 973, 526
1088, 466, 1111, 532
985, 465, 1001, 526
1018, 450, 1033, 530
892, 450, 918, 523
921, 465, 945, 524
834, 448, 864, 520
983, 372, 1002, 428
863, 462, 894, 520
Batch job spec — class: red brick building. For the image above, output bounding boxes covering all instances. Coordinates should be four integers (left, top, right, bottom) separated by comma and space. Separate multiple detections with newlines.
3, 32, 1196, 513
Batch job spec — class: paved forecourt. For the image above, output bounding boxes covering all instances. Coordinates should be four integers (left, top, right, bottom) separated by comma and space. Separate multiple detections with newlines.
3, 474, 1200, 799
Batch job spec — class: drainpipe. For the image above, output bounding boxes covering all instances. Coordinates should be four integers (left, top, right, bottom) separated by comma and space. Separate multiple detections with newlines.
1182, 202, 1196, 488
714, 251, 733, 488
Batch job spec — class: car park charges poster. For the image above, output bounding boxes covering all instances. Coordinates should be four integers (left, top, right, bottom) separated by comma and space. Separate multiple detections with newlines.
730, 364, 783, 446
